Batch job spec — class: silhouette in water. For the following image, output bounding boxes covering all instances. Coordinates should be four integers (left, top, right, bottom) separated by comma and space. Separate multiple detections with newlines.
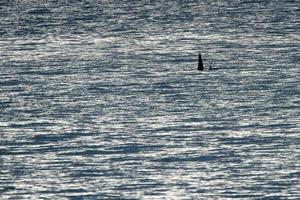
198, 53, 214, 71
198, 53, 204, 71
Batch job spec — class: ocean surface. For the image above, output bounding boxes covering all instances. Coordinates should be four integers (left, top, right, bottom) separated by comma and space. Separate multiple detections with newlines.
0, 0, 299, 199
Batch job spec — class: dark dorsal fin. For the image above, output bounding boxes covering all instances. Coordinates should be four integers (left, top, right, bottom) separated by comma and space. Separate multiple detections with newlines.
198, 53, 203, 71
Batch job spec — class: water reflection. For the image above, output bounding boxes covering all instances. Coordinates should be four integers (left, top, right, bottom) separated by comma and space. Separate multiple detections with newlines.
1, 0, 300, 199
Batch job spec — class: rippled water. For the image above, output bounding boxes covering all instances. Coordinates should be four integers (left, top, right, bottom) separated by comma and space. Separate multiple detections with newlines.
1, 0, 300, 199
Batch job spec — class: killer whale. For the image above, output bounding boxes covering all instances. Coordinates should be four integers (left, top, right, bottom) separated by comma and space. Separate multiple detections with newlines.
198, 53, 216, 71
198, 53, 204, 71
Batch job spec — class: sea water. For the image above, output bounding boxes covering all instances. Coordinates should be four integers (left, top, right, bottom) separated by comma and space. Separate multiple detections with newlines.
0, 0, 299, 199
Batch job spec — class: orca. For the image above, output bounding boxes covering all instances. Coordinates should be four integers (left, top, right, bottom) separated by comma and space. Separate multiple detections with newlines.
198, 53, 216, 71
209, 66, 219, 70
198, 53, 204, 71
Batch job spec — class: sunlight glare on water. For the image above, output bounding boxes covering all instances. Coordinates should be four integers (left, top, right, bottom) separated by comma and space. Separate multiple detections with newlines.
0, 0, 299, 199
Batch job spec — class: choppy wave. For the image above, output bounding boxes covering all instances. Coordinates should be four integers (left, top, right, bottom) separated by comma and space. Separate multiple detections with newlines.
0, 0, 299, 199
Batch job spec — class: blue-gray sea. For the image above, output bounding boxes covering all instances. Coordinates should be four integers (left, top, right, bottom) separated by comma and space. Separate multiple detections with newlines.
0, 0, 299, 199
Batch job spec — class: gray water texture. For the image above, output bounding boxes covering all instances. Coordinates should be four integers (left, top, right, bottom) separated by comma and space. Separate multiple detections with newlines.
0, 0, 300, 199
